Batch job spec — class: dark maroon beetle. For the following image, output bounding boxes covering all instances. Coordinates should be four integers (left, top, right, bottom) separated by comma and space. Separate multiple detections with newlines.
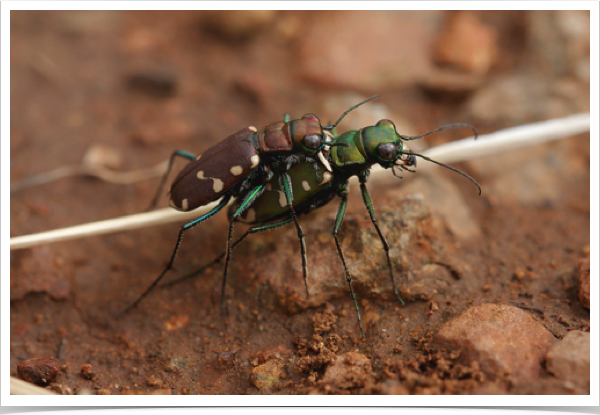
168, 127, 261, 212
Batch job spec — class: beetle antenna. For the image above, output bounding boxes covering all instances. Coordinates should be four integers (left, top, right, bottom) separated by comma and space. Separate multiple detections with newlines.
402, 151, 481, 195
400, 124, 478, 141
323, 95, 380, 131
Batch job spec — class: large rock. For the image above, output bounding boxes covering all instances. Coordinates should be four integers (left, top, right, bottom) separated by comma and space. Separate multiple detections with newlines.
433, 304, 557, 382
297, 11, 442, 90
433, 11, 498, 75
234, 194, 438, 312
546, 330, 590, 390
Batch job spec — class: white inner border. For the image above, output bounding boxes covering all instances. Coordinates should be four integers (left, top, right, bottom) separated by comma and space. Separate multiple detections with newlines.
2, 1, 598, 408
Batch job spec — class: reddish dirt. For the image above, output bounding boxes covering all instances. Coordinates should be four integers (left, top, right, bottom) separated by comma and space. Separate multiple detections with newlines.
10, 11, 590, 395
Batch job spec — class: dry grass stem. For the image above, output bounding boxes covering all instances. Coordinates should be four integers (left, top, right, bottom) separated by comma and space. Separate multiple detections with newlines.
10, 113, 590, 251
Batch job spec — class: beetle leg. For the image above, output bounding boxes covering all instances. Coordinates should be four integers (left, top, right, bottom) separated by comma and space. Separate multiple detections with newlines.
222, 184, 266, 315
116, 194, 231, 317
147, 149, 197, 211
359, 180, 405, 307
160, 216, 294, 288
333, 194, 365, 338
281, 172, 310, 297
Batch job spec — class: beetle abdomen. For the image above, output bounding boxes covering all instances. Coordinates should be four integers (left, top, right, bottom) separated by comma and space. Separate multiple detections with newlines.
169, 127, 260, 211
233, 158, 333, 224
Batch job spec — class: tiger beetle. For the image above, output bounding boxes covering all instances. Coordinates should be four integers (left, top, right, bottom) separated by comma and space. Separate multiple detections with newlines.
161, 115, 481, 338
116, 96, 378, 317
226, 118, 481, 337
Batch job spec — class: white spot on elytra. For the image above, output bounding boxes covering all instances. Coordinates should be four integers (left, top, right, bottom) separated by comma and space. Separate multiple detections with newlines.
245, 208, 256, 222
197, 170, 225, 193
181, 198, 189, 211
277, 190, 287, 207
195, 154, 202, 160
212, 178, 224, 193
321, 171, 333, 184
302, 180, 311, 191
250, 154, 260, 169
248, 126, 258, 133
230, 165, 243, 176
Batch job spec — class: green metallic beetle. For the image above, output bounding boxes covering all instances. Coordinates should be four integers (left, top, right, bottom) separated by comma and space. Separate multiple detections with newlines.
225, 118, 481, 337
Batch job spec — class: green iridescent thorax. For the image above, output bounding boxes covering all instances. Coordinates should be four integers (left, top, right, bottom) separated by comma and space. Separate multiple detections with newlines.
331, 129, 367, 169
331, 120, 403, 172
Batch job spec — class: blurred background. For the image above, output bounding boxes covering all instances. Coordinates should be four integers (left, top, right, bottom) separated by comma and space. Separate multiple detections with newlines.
10, 10, 591, 395
10, 10, 590, 190
9, 9, 591, 236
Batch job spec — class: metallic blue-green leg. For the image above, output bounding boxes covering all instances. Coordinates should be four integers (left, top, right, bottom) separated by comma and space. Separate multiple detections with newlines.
333, 195, 365, 338
116, 195, 231, 317
359, 180, 405, 306
281, 172, 310, 297
148, 149, 197, 211
160, 216, 294, 288
221, 185, 265, 315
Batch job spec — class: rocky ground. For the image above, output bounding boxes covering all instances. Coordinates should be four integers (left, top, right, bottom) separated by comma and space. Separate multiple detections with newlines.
10, 10, 590, 395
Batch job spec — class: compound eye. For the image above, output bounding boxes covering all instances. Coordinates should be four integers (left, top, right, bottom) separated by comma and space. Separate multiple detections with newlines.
377, 142, 396, 160
376, 119, 396, 130
302, 113, 319, 122
303, 134, 322, 150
